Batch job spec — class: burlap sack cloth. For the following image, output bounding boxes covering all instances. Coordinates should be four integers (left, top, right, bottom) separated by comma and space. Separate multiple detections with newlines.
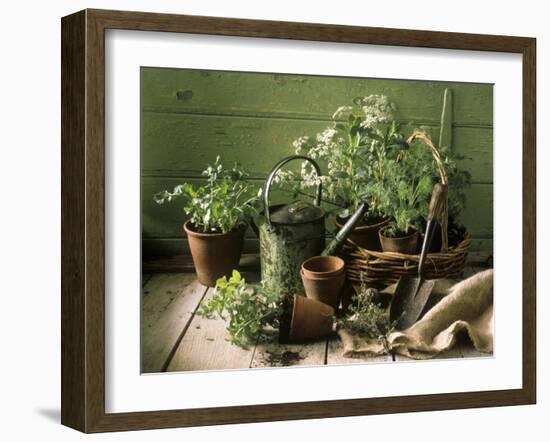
337, 269, 493, 359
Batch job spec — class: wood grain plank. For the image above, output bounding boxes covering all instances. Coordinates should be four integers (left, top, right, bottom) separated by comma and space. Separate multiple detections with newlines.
431, 345, 464, 360
141, 68, 494, 126
142, 253, 261, 273
141, 274, 152, 287
454, 332, 493, 359
167, 288, 256, 372
61, 10, 87, 431
326, 336, 393, 365
251, 338, 328, 368
460, 343, 493, 359
141, 274, 208, 373
142, 114, 493, 182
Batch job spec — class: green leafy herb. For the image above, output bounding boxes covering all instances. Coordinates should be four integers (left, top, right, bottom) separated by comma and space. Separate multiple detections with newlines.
277, 95, 471, 231
198, 270, 283, 348
336, 277, 399, 355
154, 156, 260, 234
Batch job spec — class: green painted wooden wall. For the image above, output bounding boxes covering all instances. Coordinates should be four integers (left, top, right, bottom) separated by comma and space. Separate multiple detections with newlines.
141, 68, 493, 258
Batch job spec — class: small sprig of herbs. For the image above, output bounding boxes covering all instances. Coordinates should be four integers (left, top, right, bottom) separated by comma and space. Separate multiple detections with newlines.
335, 279, 399, 355
154, 156, 260, 234
198, 270, 283, 348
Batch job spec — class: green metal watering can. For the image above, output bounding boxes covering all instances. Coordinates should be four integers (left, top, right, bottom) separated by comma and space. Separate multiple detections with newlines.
258, 155, 368, 296
259, 155, 325, 296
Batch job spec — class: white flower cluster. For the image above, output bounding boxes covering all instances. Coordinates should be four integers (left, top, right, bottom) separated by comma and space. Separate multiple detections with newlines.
357, 95, 396, 129
271, 169, 295, 185
285, 95, 396, 210
299, 160, 333, 192
292, 136, 310, 154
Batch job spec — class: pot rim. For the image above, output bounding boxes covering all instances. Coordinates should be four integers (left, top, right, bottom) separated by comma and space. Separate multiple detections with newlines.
379, 224, 419, 241
300, 268, 345, 280
301, 255, 345, 277
183, 220, 247, 237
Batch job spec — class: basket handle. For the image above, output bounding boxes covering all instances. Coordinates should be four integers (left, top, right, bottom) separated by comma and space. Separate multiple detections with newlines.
406, 130, 449, 251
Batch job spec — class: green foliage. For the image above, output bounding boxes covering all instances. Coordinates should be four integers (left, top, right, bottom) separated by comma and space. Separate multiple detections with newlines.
360, 129, 471, 237
154, 156, 260, 234
444, 157, 472, 220
278, 95, 408, 220
335, 277, 399, 354
278, 95, 471, 230
373, 143, 435, 236
198, 270, 284, 348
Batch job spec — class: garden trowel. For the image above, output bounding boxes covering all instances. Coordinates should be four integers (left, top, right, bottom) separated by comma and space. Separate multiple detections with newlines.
389, 182, 447, 330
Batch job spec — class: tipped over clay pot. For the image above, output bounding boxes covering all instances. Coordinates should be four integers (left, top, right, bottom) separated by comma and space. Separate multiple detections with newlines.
288, 295, 335, 342
301, 256, 345, 309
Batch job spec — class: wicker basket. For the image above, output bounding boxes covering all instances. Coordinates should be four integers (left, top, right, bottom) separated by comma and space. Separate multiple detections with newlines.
340, 130, 470, 288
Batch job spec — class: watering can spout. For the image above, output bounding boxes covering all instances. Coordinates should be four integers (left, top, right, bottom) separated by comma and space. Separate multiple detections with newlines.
322, 203, 368, 257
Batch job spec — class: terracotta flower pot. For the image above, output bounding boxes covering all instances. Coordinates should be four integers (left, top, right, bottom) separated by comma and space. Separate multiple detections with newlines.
288, 295, 334, 342
335, 216, 390, 251
301, 256, 345, 309
301, 256, 345, 278
378, 225, 419, 255
183, 220, 245, 287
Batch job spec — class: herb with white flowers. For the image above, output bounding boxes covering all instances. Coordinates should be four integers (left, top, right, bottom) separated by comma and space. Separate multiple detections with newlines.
280, 95, 408, 220
278, 95, 470, 232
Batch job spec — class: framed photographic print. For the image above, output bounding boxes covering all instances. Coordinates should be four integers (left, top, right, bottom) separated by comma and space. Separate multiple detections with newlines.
61, 9, 536, 433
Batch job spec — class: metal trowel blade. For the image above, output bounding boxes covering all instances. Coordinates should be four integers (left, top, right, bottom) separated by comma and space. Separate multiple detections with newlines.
390, 278, 436, 331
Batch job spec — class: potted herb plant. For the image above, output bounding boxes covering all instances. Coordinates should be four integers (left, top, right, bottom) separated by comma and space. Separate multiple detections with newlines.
154, 156, 259, 287
278, 95, 409, 251
375, 143, 433, 254
376, 130, 471, 254
199, 270, 333, 347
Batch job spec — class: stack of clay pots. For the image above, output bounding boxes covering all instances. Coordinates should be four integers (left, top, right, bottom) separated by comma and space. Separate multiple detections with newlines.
285, 256, 346, 342
300, 256, 345, 309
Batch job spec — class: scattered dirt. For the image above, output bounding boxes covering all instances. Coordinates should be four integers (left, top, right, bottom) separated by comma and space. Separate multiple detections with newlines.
261, 349, 304, 367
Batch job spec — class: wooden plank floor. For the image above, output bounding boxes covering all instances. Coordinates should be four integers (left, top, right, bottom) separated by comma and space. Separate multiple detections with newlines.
142, 265, 492, 373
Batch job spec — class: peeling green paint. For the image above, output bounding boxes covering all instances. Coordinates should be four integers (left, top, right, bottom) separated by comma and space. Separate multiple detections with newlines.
259, 220, 325, 296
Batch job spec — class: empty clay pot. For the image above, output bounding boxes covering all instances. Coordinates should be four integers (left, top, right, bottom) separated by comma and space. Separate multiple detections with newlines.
378, 226, 419, 255
288, 295, 335, 342
183, 221, 245, 287
301, 255, 345, 278
335, 216, 390, 251
301, 256, 345, 309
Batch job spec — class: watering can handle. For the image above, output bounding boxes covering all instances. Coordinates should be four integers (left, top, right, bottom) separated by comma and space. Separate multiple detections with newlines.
263, 155, 322, 226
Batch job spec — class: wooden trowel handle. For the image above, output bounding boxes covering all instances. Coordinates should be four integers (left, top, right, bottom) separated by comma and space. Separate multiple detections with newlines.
427, 183, 447, 221
418, 183, 447, 278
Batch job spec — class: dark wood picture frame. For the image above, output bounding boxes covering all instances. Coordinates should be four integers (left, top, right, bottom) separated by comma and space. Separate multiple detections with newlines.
61, 8, 536, 433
